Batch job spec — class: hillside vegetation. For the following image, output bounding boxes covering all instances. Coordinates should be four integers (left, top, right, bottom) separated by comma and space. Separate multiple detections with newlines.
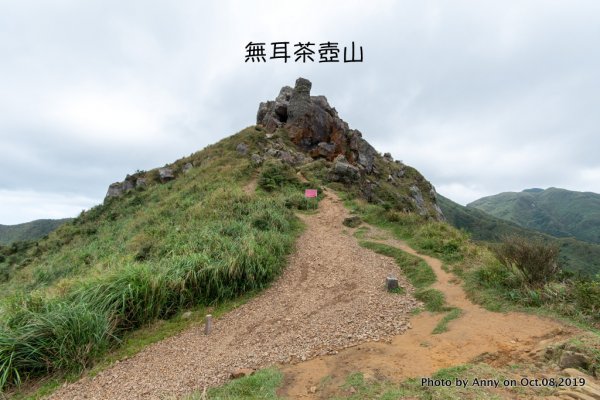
469, 187, 600, 244
0, 127, 310, 391
342, 195, 599, 330
438, 194, 600, 277
3, 78, 599, 397
0, 78, 445, 393
0, 219, 71, 245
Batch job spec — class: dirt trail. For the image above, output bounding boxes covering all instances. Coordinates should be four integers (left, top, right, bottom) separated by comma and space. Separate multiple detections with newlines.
242, 174, 258, 194
51, 190, 420, 399
279, 226, 576, 399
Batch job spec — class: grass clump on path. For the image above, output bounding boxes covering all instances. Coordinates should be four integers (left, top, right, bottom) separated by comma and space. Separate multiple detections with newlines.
359, 242, 435, 288
358, 241, 449, 314
432, 308, 463, 334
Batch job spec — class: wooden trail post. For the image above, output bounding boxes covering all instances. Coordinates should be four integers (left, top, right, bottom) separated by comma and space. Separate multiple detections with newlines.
386, 275, 399, 291
205, 314, 212, 335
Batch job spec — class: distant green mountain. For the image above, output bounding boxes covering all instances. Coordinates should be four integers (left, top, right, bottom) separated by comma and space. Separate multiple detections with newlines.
437, 194, 600, 277
0, 218, 71, 245
468, 187, 600, 244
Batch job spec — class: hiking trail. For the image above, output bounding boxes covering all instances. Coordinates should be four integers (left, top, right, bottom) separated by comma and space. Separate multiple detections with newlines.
51, 190, 590, 400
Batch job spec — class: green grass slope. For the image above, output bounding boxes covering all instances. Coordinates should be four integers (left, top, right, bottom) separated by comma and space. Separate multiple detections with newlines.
438, 194, 600, 276
0, 219, 71, 245
468, 187, 600, 244
0, 126, 314, 391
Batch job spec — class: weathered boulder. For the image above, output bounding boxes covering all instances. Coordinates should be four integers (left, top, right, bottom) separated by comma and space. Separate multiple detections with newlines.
251, 153, 263, 166
559, 351, 589, 369
122, 177, 135, 192
278, 151, 294, 164
355, 135, 377, 173
236, 142, 248, 155
182, 162, 193, 173
410, 185, 427, 216
136, 178, 146, 188
106, 182, 124, 198
158, 167, 174, 182
105, 175, 138, 199
343, 216, 362, 228
287, 78, 312, 122
257, 86, 293, 132
330, 155, 360, 183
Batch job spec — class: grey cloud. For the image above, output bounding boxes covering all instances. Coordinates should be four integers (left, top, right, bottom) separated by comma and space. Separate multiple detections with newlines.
1, 0, 599, 222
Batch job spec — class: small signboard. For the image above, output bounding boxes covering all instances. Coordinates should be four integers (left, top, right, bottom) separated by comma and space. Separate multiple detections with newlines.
304, 189, 318, 198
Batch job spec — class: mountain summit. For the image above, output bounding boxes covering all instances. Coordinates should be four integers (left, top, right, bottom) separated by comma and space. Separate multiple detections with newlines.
256, 77, 444, 219
103, 77, 443, 220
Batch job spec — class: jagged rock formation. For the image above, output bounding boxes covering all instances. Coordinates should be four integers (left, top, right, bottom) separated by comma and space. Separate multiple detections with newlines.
257, 77, 444, 220
103, 77, 443, 220
257, 78, 377, 171
105, 174, 146, 199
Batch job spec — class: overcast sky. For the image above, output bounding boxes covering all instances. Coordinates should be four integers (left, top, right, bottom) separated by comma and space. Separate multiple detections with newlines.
1, 1, 599, 224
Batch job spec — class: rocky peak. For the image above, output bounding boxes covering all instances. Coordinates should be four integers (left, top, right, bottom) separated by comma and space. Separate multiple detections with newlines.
256, 78, 444, 220
257, 77, 376, 172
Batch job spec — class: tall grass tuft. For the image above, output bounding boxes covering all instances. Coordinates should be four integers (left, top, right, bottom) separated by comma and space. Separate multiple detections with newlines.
0, 301, 114, 389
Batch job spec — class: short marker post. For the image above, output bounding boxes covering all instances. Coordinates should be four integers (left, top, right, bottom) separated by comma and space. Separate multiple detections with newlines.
386, 275, 399, 291
205, 314, 212, 335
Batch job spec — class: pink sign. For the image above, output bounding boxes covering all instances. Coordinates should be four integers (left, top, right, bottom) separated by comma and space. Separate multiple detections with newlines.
304, 189, 318, 198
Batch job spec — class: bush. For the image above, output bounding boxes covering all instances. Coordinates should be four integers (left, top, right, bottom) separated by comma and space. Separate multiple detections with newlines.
573, 280, 600, 315
412, 222, 469, 262
258, 161, 299, 192
492, 236, 561, 288
283, 192, 313, 210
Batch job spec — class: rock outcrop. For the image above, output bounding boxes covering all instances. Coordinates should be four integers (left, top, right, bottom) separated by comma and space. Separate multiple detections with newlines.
105, 174, 143, 199
257, 77, 444, 220
257, 78, 377, 172
103, 77, 444, 220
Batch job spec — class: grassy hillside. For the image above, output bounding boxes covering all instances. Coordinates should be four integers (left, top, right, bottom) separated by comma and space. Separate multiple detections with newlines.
468, 187, 600, 244
0, 126, 314, 391
438, 194, 600, 276
0, 219, 71, 245
0, 118, 444, 392
342, 194, 599, 329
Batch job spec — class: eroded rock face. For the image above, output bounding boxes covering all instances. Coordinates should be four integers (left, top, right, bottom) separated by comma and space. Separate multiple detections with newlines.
256, 77, 445, 220
106, 182, 124, 198
158, 167, 174, 182
182, 163, 193, 173
257, 77, 372, 167
105, 175, 138, 200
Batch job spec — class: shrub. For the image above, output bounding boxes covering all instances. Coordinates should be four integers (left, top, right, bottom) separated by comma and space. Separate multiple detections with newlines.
283, 192, 313, 210
412, 222, 469, 262
492, 236, 561, 288
258, 161, 299, 192
573, 280, 600, 315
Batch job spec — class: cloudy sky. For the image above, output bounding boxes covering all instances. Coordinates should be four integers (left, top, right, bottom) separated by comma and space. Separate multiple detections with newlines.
1, 1, 599, 224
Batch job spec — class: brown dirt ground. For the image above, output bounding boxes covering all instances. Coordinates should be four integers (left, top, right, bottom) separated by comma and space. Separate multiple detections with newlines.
277, 221, 581, 399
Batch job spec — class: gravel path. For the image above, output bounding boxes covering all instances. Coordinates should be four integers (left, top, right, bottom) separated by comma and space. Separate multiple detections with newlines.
50, 190, 418, 399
